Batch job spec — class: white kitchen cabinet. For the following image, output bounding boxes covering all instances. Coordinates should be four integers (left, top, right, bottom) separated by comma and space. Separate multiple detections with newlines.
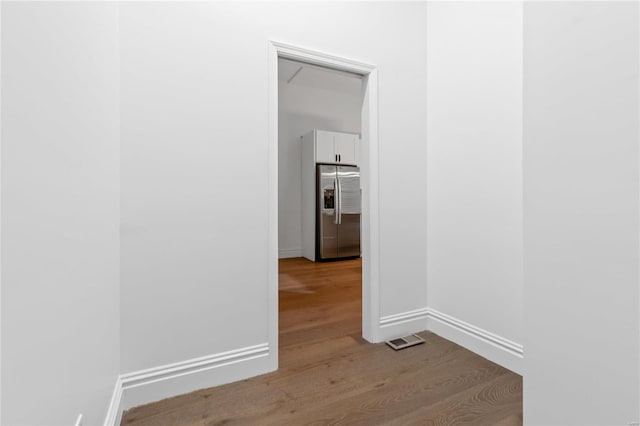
304, 129, 360, 166
315, 131, 336, 164
334, 132, 358, 165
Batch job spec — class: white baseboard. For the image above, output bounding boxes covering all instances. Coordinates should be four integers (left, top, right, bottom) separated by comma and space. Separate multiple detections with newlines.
104, 376, 124, 426
279, 248, 301, 259
104, 343, 272, 426
379, 307, 523, 375
426, 308, 523, 375
379, 307, 430, 342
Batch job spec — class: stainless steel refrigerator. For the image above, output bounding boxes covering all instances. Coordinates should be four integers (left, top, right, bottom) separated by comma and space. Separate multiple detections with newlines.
316, 164, 361, 261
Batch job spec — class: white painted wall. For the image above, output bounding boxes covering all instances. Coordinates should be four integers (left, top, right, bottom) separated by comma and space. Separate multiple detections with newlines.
4, 3, 640, 423
119, 0, 427, 381
426, 1, 524, 370
278, 62, 361, 258
1, 3, 120, 425
523, 2, 640, 424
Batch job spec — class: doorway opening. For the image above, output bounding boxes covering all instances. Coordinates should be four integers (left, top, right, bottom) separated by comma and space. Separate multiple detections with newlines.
268, 42, 380, 370
277, 57, 364, 352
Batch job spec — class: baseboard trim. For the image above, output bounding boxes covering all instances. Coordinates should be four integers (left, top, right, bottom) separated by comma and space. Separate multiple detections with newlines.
380, 307, 430, 327
379, 307, 523, 375
378, 307, 430, 341
104, 343, 271, 426
279, 248, 301, 259
121, 343, 269, 390
426, 308, 523, 375
426, 308, 523, 356
104, 376, 123, 426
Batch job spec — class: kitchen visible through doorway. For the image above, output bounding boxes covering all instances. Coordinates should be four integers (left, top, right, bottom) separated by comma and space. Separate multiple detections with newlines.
277, 57, 364, 356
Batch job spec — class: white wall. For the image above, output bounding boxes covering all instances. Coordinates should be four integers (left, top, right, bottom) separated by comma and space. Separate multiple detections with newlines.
119, 0, 427, 385
1, 3, 120, 425
278, 63, 361, 258
426, 1, 524, 371
5, 3, 639, 424
523, 2, 640, 424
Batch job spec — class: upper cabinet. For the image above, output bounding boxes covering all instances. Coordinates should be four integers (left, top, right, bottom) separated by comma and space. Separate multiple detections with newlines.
315, 131, 337, 164
334, 132, 358, 165
310, 130, 360, 166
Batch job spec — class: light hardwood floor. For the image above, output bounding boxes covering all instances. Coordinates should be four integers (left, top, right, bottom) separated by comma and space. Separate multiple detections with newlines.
121, 257, 522, 425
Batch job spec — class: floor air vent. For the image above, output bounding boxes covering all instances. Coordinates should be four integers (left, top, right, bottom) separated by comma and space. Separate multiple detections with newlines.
386, 334, 425, 351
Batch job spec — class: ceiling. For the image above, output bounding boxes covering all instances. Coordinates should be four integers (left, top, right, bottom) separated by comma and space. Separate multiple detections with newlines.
278, 58, 362, 97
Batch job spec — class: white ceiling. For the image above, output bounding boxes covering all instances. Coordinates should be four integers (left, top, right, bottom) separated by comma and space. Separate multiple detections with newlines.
278, 58, 362, 97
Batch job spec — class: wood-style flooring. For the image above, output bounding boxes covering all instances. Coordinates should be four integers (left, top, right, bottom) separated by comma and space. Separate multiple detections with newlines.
122, 257, 522, 425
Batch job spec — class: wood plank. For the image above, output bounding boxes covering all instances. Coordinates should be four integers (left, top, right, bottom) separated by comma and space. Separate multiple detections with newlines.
391, 372, 523, 425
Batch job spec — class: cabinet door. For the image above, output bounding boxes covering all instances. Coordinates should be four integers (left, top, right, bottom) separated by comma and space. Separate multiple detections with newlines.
315, 131, 336, 163
335, 133, 358, 165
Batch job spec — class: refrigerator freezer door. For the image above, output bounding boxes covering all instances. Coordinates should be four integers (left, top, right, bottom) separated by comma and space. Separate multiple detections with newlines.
337, 166, 361, 258
318, 165, 338, 259
338, 214, 360, 258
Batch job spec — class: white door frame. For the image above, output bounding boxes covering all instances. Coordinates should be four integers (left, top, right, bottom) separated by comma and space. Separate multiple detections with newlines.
267, 41, 381, 369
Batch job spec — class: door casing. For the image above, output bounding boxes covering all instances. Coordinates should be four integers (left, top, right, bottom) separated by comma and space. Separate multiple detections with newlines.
267, 41, 381, 370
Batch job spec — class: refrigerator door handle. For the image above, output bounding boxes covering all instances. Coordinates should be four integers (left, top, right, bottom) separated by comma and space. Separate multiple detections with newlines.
334, 176, 340, 224
336, 175, 342, 225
